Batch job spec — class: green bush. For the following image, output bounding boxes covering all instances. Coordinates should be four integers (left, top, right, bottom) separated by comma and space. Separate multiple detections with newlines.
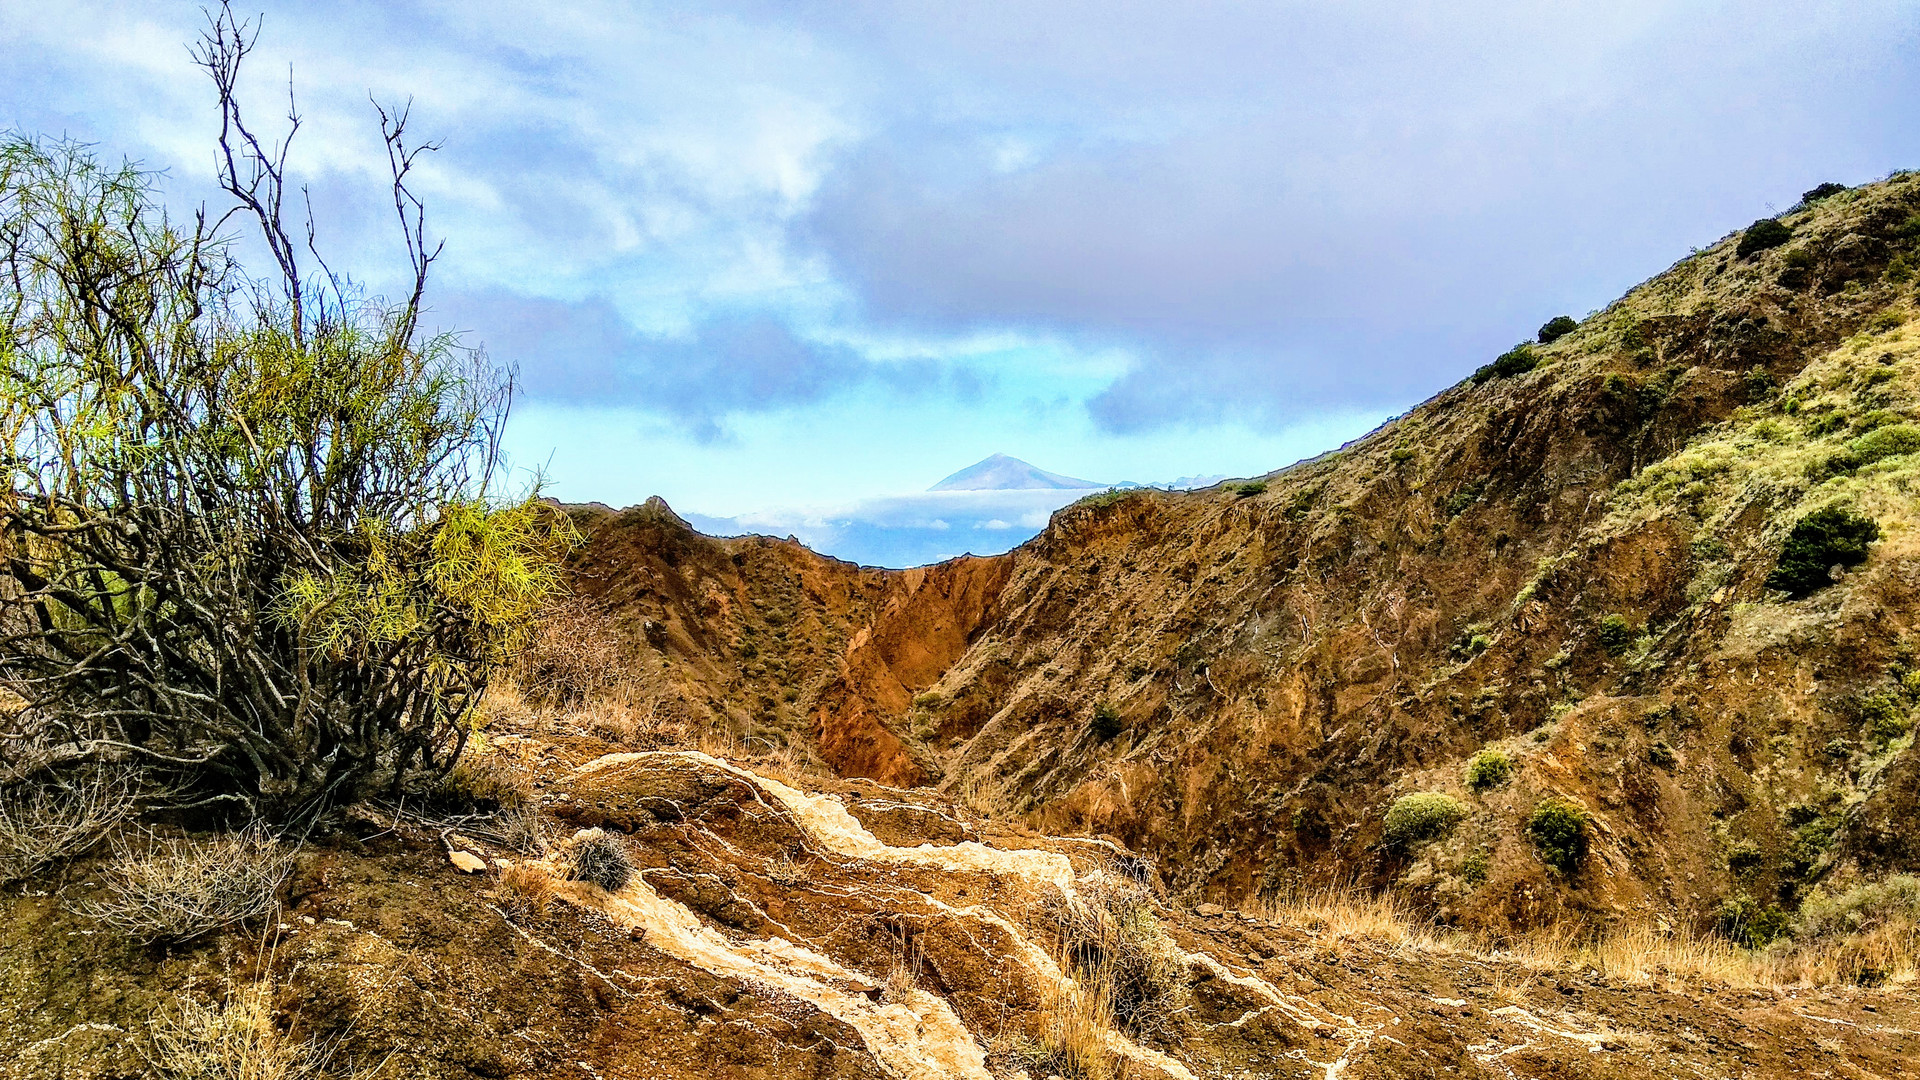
1464, 749, 1513, 791
1890, 253, 1916, 285
1765, 506, 1881, 599
1736, 217, 1794, 258
1462, 846, 1492, 886
1089, 702, 1125, 741
1536, 315, 1577, 344
1381, 792, 1468, 850
0, 126, 571, 816
1801, 182, 1847, 203
1717, 893, 1790, 947
1596, 614, 1634, 656
1526, 798, 1587, 873
1795, 876, 1920, 940
1858, 690, 1916, 746
1471, 343, 1539, 385
1232, 480, 1268, 497
1895, 212, 1920, 241
1445, 478, 1490, 518
1848, 423, 1920, 467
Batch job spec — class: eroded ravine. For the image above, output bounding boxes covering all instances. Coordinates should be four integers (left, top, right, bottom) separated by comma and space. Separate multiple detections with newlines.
553, 751, 1369, 1079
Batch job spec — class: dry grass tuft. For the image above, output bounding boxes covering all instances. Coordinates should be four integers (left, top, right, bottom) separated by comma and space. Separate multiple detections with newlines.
1254, 887, 1786, 989
87, 827, 292, 943
1006, 966, 1122, 1080
493, 801, 552, 855
0, 761, 139, 883
1046, 872, 1188, 1040
497, 862, 555, 921
1256, 886, 1458, 953
144, 976, 343, 1080
1500, 921, 1759, 987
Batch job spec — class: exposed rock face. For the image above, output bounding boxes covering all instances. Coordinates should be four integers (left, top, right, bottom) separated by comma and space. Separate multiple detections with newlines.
573, 174, 1920, 934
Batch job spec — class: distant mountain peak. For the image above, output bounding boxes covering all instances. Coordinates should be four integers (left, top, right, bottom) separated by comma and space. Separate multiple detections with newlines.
930, 453, 1100, 492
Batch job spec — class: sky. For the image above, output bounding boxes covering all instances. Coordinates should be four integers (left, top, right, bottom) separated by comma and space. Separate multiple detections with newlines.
3, 1, 1918, 564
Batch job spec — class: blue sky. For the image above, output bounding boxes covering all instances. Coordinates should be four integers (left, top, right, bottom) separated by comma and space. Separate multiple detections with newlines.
4, 2, 1918, 563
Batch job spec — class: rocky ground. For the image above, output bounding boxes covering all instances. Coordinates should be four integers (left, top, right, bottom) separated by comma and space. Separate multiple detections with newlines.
6, 707, 1916, 1079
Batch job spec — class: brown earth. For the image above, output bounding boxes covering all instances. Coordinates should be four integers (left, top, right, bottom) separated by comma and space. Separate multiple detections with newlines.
8, 715, 1917, 1080
564, 174, 1920, 940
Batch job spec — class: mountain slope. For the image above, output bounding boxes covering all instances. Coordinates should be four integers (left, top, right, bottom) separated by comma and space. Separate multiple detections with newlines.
931, 453, 1101, 491
575, 174, 1920, 939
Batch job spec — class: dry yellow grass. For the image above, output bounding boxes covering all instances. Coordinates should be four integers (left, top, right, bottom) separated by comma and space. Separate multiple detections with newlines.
497, 863, 555, 921
1252, 885, 1919, 991
142, 970, 372, 1080
1254, 887, 1462, 953
1004, 963, 1122, 1080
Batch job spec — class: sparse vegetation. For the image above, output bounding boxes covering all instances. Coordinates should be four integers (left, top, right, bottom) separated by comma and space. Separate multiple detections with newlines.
516, 598, 625, 706
86, 827, 293, 943
1074, 487, 1133, 511
1778, 246, 1816, 288
434, 750, 532, 813
1765, 506, 1880, 598
1382, 792, 1468, 850
1771, 876, 1920, 985
1527, 799, 1588, 874
1464, 749, 1513, 791
1231, 480, 1268, 497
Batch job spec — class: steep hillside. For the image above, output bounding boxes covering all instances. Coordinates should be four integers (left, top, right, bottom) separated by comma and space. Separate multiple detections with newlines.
576, 174, 1920, 941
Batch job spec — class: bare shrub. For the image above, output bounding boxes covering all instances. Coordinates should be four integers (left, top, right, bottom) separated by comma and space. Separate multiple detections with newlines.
516, 597, 625, 706
144, 977, 334, 1080
562, 828, 632, 892
498, 862, 555, 921
87, 827, 292, 942
0, 761, 139, 883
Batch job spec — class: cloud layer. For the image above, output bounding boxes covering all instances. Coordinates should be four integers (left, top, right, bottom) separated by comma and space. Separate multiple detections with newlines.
4, 1, 1917, 521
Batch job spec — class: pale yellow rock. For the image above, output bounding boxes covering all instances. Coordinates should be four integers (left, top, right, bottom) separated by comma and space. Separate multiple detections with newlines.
449, 850, 486, 874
